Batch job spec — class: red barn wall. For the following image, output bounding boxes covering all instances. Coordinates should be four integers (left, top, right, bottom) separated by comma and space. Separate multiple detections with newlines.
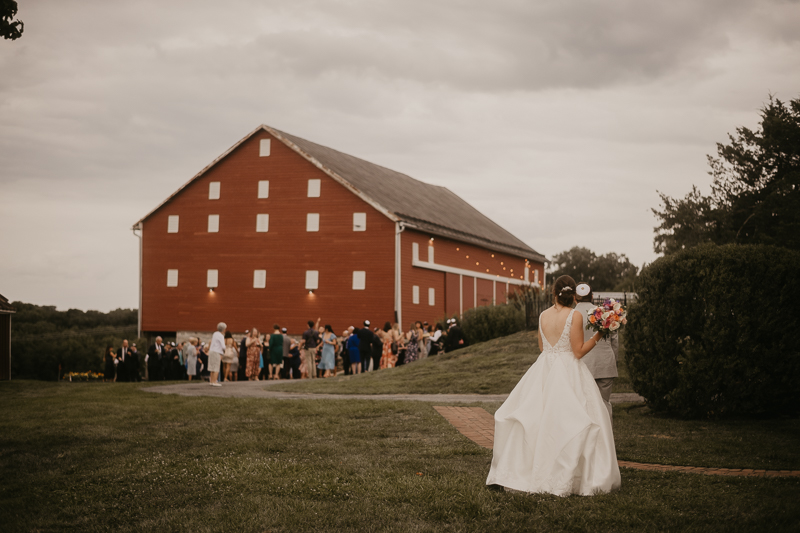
141, 131, 396, 335
399, 230, 544, 327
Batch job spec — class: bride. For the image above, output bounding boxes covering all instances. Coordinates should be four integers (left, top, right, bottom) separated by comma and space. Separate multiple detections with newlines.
486, 275, 621, 496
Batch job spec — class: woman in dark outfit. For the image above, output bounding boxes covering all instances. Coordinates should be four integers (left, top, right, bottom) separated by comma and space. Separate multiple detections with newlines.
103, 346, 116, 382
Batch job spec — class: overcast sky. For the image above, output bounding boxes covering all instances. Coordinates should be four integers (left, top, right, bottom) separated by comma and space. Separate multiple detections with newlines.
1, 0, 799, 311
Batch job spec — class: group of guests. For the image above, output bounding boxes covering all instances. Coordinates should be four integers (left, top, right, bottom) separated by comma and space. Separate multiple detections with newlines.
102, 339, 141, 382
103, 317, 469, 384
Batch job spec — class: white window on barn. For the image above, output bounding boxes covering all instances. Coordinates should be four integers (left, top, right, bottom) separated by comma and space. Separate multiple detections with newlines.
208, 214, 219, 233
428, 245, 434, 263
428, 288, 435, 306
259, 139, 271, 157
306, 213, 320, 232
256, 214, 269, 233
353, 212, 366, 232
253, 270, 266, 289
412, 242, 420, 262
305, 270, 319, 290
307, 179, 321, 198
167, 215, 179, 233
258, 180, 270, 198
412, 285, 420, 305
352, 271, 366, 290
207, 269, 218, 289
209, 181, 220, 200
166, 269, 178, 287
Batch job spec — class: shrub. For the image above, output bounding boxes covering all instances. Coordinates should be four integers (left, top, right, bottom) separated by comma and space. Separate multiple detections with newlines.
624, 243, 800, 418
453, 304, 525, 346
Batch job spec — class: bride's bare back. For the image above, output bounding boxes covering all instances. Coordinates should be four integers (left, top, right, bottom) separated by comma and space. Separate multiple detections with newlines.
539, 306, 573, 347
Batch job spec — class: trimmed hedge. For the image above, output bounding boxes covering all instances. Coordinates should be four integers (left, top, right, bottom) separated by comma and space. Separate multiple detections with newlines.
452, 304, 526, 346
624, 244, 800, 418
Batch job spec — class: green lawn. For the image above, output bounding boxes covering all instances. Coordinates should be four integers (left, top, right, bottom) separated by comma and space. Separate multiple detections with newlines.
271, 330, 634, 395
1, 381, 799, 532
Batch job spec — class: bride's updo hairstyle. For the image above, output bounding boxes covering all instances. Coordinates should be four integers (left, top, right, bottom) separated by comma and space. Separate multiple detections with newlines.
553, 275, 577, 307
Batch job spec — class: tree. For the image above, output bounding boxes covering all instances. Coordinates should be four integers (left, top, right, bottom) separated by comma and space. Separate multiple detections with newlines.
548, 246, 638, 292
653, 95, 800, 255
1, 0, 23, 41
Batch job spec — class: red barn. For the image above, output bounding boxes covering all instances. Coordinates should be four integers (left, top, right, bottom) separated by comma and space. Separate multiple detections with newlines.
133, 126, 546, 339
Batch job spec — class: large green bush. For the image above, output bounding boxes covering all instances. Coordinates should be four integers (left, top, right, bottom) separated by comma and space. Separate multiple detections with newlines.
624, 244, 800, 418
453, 304, 526, 346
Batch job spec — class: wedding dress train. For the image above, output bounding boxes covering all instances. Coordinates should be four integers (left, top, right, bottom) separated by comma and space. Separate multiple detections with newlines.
486, 310, 621, 496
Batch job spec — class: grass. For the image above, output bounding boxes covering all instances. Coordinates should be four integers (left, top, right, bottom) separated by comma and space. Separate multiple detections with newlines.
271, 330, 634, 395
1, 381, 799, 532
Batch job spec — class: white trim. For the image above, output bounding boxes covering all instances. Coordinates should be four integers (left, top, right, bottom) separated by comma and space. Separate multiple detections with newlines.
493, 281, 496, 305
167, 215, 179, 233
256, 214, 269, 232
307, 179, 321, 198
412, 242, 420, 262
207, 269, 218, 288
412, 258, 536, 287
395, 222, 404, 326
305, 270, 319, 290
253, 270, 267, 289
353, 212, 366, 232
427, 245, 434, 263
352, 271, 366, 290
209, 181, 220, 200
474, 277, 477, 307
259, 139, 271, 157
428, 287, 435, 306
207, 214, 219, 233
258, 180, 270, 198
306, 213, 320, 232
412, 285, 420, 305
167, 269, 178, 287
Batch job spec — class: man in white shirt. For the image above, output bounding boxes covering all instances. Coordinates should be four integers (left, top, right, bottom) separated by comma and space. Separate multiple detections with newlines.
208, 322, 227, 387
575, 283, 619, 420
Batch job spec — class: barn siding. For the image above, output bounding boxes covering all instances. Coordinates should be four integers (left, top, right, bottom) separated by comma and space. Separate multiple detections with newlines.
399, 230, 544, 326
141, 131, 396, 335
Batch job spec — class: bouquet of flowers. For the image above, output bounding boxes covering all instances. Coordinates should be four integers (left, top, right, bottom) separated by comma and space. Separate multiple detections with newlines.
585, 299, 627, 338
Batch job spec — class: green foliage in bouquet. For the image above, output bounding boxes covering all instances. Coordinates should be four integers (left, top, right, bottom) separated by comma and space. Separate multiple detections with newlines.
453, 304, 526, 346
624, 243, 800, 418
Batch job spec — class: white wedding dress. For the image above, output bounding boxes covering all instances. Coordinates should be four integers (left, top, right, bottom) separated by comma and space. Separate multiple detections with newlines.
486, 310, 621, 496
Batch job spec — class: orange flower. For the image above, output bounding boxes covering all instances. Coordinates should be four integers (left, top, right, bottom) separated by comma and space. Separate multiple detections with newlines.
589, 316, 597, 324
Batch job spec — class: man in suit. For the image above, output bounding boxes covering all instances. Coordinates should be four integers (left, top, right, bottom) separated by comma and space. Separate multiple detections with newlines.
147, 336, 165, 381
446, 319, 466, 352
239, 330, 249, 381
117, 339, 131, 382
575, 283, 619, 421
128, 343, 141, 382
357, 321, 374, 372
280, 327, 291, 379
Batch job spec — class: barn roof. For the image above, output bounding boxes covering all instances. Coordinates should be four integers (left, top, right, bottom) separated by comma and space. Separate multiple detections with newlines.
0, 294, 15, 314
135, 125, 545, 262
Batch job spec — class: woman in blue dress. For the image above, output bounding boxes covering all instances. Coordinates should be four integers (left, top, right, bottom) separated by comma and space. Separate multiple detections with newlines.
347, 328, 361, 375
318, 324, 337, 378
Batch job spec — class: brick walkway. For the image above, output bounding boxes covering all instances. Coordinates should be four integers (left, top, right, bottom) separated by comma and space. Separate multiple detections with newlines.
433, 406, 800, 479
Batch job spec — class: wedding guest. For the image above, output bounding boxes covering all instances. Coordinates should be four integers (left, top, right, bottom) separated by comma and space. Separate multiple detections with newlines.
104, 346, 116, 382
447, 319, 467, 352
117, 339, 131, 382
357, 321, 374, 372
429, 323, 445, 356
287, 337, 302, 379
238, 330, 249, 381
207, 322, 226, 387
371, 328, 383, 372
575, 283, 619, 420
347, 327, 361, 375
267, 324, 284, 380
277, 328, 289, 379
379, 322, 393, 369
246, 328, 262, 381
198, 343, 209, 381
341, 329, 352, 375
415, 321, 428, 359
172, 342, 186, 381
319, 325, 337, 378
222, 331, 236, 382
128, 343, 141, 382
300, 318, 320, 379
184, 338, 198, 381
316, 325, 326, 377
147, 336, 165, 381
404, 323, 420, 364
